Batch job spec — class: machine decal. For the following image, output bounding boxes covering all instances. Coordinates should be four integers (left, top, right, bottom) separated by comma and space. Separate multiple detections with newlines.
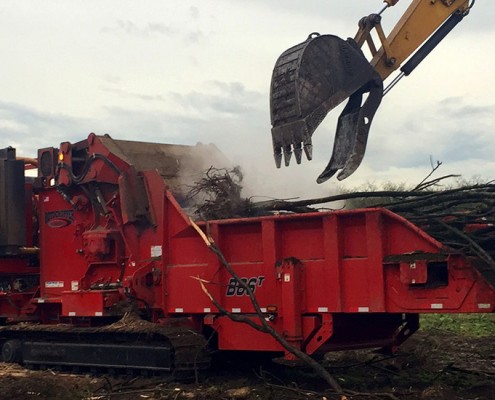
45, 210, 74, 228
45, 281, 64, 288
226, 276, 265, 297
151, 245, 162, 257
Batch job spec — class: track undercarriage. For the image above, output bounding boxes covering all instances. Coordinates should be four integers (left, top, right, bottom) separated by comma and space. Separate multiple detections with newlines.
0, 314, 210, 377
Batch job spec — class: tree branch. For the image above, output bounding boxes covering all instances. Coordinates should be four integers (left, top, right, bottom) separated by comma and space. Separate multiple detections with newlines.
189, 218, 343, 394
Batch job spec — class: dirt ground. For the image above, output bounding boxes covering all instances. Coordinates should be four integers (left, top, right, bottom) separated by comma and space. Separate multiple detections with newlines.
0, 329, 493, 400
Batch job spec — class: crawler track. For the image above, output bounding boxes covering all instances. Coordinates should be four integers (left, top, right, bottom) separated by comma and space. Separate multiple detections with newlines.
0, 315, 210, 377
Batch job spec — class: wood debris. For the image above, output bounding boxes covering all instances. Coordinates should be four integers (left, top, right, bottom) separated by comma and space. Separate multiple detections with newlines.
188, 168, 495, 285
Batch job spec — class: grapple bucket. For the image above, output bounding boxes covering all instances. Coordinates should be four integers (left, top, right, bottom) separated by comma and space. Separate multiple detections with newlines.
270, 34, 383, 182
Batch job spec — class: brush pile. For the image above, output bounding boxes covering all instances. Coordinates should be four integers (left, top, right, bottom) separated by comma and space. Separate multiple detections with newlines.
256, 181, 494, 259
187, 168, 495, 283
253, 178, 495, 286
185, 166, 257, 220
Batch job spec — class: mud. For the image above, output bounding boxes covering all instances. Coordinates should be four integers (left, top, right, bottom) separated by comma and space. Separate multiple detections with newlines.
0, 330, 493, 400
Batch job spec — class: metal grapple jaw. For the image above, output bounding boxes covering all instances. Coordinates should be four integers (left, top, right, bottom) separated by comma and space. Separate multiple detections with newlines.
270, 34, 383, 182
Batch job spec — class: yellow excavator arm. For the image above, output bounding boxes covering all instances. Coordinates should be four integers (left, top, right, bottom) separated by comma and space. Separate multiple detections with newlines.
371, 0, 470, 80
269, 0, 473, 183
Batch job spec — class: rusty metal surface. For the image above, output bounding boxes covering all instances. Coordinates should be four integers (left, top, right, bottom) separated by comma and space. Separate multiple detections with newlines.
98, 136, 230, 196
270, 34, 382, 182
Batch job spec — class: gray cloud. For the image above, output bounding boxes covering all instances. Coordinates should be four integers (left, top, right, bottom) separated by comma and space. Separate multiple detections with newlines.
247, 0, 364, 22
461, 2, 495, 33
170, 81, 265, 116
441, 97, 493, 118
103, 75, 122, 85
248, 0, 494, 34
363, 97, 495, 171
0, 101, 92, 155
100, 87, 167, 103
0, 80, 268, 156
186, 30, 205, 44
2, 0, 492, 195
101, 19, 206, 45
189, 6, 200, 20
101, 20, 177, 38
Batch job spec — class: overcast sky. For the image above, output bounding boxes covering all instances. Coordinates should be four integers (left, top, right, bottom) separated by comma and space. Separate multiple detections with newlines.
1, 1, 494, 199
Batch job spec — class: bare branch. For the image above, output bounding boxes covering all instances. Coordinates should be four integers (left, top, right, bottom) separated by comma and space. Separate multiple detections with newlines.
189, 218, 343, 394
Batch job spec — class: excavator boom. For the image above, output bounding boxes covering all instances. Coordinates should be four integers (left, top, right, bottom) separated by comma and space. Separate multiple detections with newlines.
270, 0, 471, 182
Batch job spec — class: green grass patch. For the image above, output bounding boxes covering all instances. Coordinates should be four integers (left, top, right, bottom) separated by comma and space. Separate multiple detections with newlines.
420, 313, 495, 337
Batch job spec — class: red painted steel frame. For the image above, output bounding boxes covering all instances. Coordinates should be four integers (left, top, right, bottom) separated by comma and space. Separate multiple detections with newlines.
1, 133, 494, 359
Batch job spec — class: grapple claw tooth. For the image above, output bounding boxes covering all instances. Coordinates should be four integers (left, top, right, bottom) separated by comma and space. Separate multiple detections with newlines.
274, 151, 282, 168
283, 146, 292, 167
303, 143, 313, 161
294, 143, 303, 164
